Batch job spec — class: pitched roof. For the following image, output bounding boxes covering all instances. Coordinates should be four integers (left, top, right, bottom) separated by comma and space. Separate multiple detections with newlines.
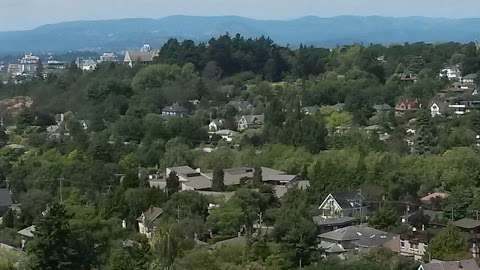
312, 216, 356, 226
319, 225, 390, 244
212, 236, 247, 249
331, 192, 365, 209
420, 192, 449, 203
420, 259, 480, 270
0, 189, 12, 207
137, 207, 163, 228
182, 175, 212, 190
169, 166, 198, 175
18, 225, 36, 238
242, 115, 265, 125
124, 51, 156, 63
454, 218, 480, 230
162, 103, 188, 113
463, 74, 478, 80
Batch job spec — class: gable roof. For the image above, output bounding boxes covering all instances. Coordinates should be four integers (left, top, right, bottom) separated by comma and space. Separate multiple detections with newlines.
124, 51, 156, 63
241, 115, 265, 125
319, 225, 390, 244
420, 259, 480, 270
454, 218, 480, 230
18, 225, 36, 238
331, 192, 365, 209
137, 207, 163, 228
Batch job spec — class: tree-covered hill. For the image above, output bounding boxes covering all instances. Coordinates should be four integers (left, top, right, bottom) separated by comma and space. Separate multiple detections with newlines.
1, 15, 480, 53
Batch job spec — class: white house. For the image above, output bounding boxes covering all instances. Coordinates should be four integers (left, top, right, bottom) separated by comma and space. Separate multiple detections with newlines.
137, 207, 163, 239
237, 115, 264, 131
440, 66, 462, 81
208, 119, 224, 132
318, 192, 367, 219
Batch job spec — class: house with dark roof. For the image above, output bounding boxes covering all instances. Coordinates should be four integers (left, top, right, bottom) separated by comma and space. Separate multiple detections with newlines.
395, 99, 420, 115
124, 45, 158, 67
237, 114, 264, 131
162, 103, 189, 118
318, 192, 367, 220
312, 216, 357, 233
462, 74, 478, 85
302, 105, 321, 115
399, 230, 431, 261
419, 259, 480, 270
317, 225, 393, 257
0, 188, 12, 215
137, 207, 163, 239
166, 166, 212, 191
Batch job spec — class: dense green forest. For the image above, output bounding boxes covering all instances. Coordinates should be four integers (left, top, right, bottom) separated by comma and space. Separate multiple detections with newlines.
1, 35, 480, 269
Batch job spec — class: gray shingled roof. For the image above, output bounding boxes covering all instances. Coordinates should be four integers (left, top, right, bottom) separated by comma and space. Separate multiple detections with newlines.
420, 259, 480, 270
137, 207, 163, 228
454, 218, 480, 230
318, 225, 388, 242
332, 192, 365, 209
312, 216, 356, 226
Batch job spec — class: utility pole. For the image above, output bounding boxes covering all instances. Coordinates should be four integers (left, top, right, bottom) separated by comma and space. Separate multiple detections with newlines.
58, 177, 64, 203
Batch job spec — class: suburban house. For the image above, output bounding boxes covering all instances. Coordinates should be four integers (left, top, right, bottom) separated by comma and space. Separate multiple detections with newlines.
312, 215, 357, 233
420, 192, 449, 205
208, 119, 225, 132
204, 167, 253, 187
137, 207, 163, 239
99, 52, 118, 63
213, 129, 239, 142
400, 73, 418, 82
18, 225, 35, 249
124, 44, 158, 67
318, 192, 367, 220
161, 103, 189, 118
166, 166, 212, 191
462, 74, 478, 85
429, 100, 450, 118
395, 99, 420, 114
399, 231, 430, 261
147, 170, 166, 189
302, 105, 321, 115
237, 114, 265, 131
317, 225, 393, 258
453, 218, 480, 258
440, 65, 462, 81
0, 188, 13, 216
76, 58, 97, 71
419, 259, 480, 270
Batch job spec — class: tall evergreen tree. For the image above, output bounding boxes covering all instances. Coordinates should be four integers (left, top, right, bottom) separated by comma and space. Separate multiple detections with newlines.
28, 203, 88, 270
212, 167, 225, 192
166, 171, 180, 196
414, 109, 436, 154
253, 167, 263, 186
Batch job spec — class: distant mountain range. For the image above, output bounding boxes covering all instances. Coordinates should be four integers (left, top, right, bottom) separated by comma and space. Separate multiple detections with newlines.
1, 15, 480, 54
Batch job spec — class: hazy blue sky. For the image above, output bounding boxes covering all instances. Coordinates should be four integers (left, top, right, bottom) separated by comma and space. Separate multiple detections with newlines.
1, 0, 480, 31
